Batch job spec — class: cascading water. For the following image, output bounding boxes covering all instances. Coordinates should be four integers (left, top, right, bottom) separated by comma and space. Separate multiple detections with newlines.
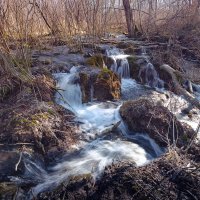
138, 62, 164, 89
14, 139, 153, 198
10, 46, 166, 199
54, 67, 82, 112
106, 47, 130, 78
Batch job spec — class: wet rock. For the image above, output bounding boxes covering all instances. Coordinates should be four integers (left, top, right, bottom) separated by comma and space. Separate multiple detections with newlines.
79, 72, 91, 103
154, 64, 174, 90
85, 54, 105, 68
138, 63, 164, 88
79, 68, 121, 102
127, 56, 141, 81
78, 67, 100, 103
120, 99, 195, 147
94, 69, 121, 101
103, 55, 114, 69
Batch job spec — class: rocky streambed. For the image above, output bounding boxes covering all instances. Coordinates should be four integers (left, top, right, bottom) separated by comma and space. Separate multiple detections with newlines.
0, 35, 200, 200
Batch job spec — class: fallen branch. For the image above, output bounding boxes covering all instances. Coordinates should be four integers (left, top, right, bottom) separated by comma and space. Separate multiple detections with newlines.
160, 64, 200, 110
15, 152, 22, 172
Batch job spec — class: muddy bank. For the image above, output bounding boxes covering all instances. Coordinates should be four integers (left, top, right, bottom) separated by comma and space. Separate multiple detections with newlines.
0, 73, 79, 180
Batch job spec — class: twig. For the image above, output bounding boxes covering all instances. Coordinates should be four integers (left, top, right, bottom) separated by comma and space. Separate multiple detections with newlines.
15, 152, 23, 171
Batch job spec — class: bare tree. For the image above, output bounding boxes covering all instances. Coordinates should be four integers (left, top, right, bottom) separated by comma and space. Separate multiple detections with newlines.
122, 0, 134, 37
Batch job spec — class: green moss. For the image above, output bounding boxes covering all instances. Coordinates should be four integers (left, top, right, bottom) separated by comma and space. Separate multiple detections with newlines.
86, 54, 105, 68
98, 68, 113, 80
15, 112, 51, 128
102, 67, 112, 74
47, 101, 54, 105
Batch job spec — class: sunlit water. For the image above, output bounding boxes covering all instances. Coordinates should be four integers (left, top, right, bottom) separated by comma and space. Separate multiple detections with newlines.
10, 66, 165, 198
106, 47, 130, 78
10, 44, 200, 199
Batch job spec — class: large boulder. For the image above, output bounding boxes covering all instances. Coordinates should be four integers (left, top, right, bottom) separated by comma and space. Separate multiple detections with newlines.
94, 69, 121, 101
79, 68, 121, 102
78, 68, 100, 103
120, 99, 195, 147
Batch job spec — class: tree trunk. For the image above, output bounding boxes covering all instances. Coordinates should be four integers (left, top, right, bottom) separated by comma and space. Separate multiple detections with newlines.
122, 0, 134, 38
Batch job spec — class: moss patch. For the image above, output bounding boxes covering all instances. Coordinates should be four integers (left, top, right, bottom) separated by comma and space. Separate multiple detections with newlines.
86, 54, 105, 68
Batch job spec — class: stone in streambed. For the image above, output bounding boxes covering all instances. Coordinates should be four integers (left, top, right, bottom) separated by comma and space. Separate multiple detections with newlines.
120, 99, 195, 147
79, 69, 121, 102
94, 69, 121, 101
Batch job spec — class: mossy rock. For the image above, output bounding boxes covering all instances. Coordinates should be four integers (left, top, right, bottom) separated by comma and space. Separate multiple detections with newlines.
127, 56, 140, 80
98, 68, 114, 80
94, 69, 121, 101
86, 54, 105, 68
103, 55, 114, 69
79, 72, 91, 103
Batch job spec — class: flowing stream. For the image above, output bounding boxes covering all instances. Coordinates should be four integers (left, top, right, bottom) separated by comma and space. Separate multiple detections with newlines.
10, 46, 166, 199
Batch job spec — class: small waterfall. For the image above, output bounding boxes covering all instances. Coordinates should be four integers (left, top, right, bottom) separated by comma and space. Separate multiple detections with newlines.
9, 64, 165, 198
193, 83, 200, 101
90, 84, 94, 102
106, 47, 130, 78
117, 114, 164, 158
138, 62, 164, 89
54, 67, 82, 112
141, 46, 147, 56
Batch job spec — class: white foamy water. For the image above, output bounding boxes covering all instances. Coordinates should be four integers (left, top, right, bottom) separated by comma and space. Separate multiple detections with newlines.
76, 103, 120, 135
106, 47, 130, 78
139, 62, 164, 89
22, 139, 151, 197
11, 68, 163, 197
54, 69, 120, 134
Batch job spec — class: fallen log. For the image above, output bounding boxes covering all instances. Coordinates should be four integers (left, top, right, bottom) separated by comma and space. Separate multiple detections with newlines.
160, 64, 200, 110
